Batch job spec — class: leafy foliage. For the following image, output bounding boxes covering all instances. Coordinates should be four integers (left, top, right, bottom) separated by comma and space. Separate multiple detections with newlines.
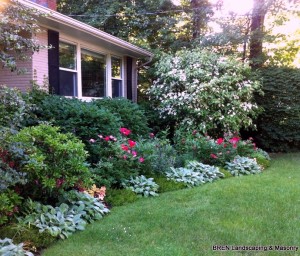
0, 86, 32, 129
147, 48, 262, 134
0, 0, 45, 72
0, 238, 33, 256
166, 160, 224, 187
122, 175, 159, 197
225, 156, 262, 176
105, 188, 138, 207
8, 124, 92, 204
254, 67, 300, 152
91, 98, 150, 139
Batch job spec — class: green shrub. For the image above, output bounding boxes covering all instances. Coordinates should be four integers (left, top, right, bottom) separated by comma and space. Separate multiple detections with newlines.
0, 190, 22, 226
90, 128, 145, 187
122, 175, 159, 197
91, 98, 150, 139
254, 67, 300, 152
0, 86, 32, 129
225, 156, 262, 176
153, 175, 186, 193
0, 224, 56, 250
8, 124, 92, 204
0, 238, 33, 256
250, 149, 271, 169
104, 188, 139, 207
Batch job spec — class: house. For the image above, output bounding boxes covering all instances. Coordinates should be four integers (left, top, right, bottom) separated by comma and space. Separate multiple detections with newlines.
0, 0, 153, 102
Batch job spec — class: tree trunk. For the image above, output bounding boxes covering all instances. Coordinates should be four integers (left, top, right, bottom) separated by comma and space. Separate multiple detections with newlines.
249, 0, 267, 68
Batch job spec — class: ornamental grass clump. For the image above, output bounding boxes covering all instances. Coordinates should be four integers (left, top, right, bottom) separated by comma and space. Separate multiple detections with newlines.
122, 175, 159, 197
225, 156, 262, 176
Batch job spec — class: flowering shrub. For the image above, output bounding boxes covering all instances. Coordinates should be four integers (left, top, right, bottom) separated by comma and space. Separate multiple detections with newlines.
122, 175, 159, 197
90, 128, 146, 187
174, 128, 258, 166
8, 124, 92, 204
147, 48, 262, 134
225, 156, 262, 176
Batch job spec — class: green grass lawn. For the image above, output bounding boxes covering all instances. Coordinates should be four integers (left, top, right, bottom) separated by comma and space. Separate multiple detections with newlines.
43, 153, 300, 256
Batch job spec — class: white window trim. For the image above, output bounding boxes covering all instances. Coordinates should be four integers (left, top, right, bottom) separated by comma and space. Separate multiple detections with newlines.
59, 37, 125, 100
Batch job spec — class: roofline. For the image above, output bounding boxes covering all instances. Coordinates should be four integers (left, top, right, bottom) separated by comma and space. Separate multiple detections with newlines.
18, 0, 153, 58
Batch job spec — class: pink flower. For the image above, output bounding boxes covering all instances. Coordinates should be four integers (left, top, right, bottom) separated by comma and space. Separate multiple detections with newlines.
210, 154, 218, 159
98, 134, 103, 139
123, 155, 128, 160
89, 138, 96, 143
229, 137, 240, 145
132, 150, 137, 157
121, 144, 129, 151
216, 138, 224, 145
139, 157, 145, 163
104, 136, 110, 141
128, 139, 136, 148
120, 127, 131, 136
149, 133, 155, 138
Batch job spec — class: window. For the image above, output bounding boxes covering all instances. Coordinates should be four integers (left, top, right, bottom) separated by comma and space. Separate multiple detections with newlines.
59, 42, 77, 96
81, 49, 106, 97
58, 41, 124, 99
111, 57, 123, 98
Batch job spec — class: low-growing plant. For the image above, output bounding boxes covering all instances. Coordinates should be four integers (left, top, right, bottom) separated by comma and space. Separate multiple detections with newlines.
166, 167, 205, 188
0, 223, 56, 250
105, 188, 138, 207
225, 156, 262, 176
59, 190, 109, 224
122, 175, 159, 197
8, 124, 92, 204
166, 160, 224, 187
0, 190, 22, 226
153, 175, 186, 193
0, 238, 33, 256
250, 150, 271, 169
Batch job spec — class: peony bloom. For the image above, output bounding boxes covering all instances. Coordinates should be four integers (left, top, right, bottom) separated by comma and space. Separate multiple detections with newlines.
216, 138, 224, 145
120, 127, 131, 136
229, 137, 240, 145
149, 133, 155, 138
132, 150, 137, 157
89, 138, 96, 143
128, 139, 136, 148
210, 153, 218, 159
104, 136, 110, 141
121, 144, 129, 151
139, 157, 145, 163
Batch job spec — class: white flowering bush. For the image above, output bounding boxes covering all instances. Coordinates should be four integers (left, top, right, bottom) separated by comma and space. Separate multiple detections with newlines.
147, 48, 262, 133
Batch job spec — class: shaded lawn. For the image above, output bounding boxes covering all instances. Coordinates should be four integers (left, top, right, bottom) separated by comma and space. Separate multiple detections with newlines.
43, 153, 300, 256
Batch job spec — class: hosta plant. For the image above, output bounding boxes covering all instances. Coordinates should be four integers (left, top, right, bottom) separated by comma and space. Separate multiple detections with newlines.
0, 238, 33, 256
225, 156, 262, 176
186, 161, 224, 182
166, 167, 205, 188
122, 175, 159, 197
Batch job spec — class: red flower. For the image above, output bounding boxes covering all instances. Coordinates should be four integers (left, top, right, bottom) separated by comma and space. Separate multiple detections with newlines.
216, 138, 224, 145
210, 154, 218, 159
121, 144, 129, 151
104, 136, 110, 141
229, 137, 240, 145
139, 157, 145, 163
128, 139, 136, 148
120, 127, 131, 136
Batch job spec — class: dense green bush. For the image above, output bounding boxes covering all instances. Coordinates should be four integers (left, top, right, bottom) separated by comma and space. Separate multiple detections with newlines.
254, 67, 300, 152
0, 86, 32, 129
31, 95, 121, 143
8, 124, 92, 204
147, 48, 262, 135
91, 98, 150, 139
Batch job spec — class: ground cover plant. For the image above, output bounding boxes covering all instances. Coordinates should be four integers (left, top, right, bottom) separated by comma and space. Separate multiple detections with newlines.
43, 153, 300, 256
